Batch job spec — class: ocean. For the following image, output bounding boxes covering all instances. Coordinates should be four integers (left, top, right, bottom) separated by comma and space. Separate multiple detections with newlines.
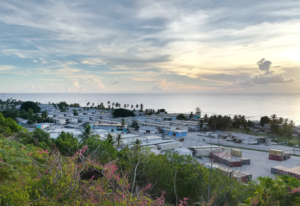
1, 93, 300, 125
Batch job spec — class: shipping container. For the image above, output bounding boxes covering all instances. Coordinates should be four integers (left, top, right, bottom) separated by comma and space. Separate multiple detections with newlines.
228, 161, 242, 167
231, 149, 242, 157
284, 152, 291, 159
269, 154, 283, 161
241, 157, 251, 165
269, 149, 284, 156
271, 167, 277, 174
217, 167, 233, 178
157, 142, 179, 150
233, 171, 251, 183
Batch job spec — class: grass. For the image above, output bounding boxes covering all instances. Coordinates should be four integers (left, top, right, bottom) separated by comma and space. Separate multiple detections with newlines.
209, 143, 300, 157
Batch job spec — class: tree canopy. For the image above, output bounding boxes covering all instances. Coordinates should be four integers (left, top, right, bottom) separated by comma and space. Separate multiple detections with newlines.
260, 116, 270, 126
112, 108, 135, 118
176, 113, 187, 120
20, 101, 41, 113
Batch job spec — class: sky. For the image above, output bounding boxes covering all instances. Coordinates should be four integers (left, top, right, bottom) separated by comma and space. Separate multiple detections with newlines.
0, 0, 299, 93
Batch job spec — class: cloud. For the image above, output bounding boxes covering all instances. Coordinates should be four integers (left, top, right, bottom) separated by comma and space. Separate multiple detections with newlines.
81, 58, 106, 65
257, 58, 272, 72
0, 0, 300, 93
151, 85, 166, 92
88, 79, 106, 90
237, 73, 295, 85
72, 79, 80, 90
151, 79, 217, 92
237, 59, 295, 85
0, 65, 15, 71
111, 81, 119, 84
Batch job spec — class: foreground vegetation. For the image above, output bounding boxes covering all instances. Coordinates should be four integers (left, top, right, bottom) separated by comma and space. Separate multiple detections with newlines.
1, 113, 300, 205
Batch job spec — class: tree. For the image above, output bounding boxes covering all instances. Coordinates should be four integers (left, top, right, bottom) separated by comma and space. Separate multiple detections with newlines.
245, 176, 300, 205
195, 107, 201, 116
73, 109, 79, 116
199, 119, 204, 130
106, 133, 114, 144
53, 132, 79, 156
86, 102, 90, 107
136, 104, 139, 109
121, 118, 126, 127
20, 101, 41, 113
176, 114, 187, 120
203, 114, 208, 122
27, 120, 34, 125
69, 103, 80, 107
116, 134, 122, 148
41, 111, 48, 119
270, 114, 277, 123
207, 115, 232, 131
132, 120, 139, 130
124, 104, 127, 109
80, 125, 94, 141
22, 128, 51, 150
140, 104, 143, 112
135, 139, 141, 148
189, 112, 193, 119
131, 105, 133, 109
0, 113, 24, 135
112, 109, 135, 118
260, 116, 270, 126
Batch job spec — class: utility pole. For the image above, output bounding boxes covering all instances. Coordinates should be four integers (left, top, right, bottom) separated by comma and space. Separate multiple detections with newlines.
294, 135, 296, 155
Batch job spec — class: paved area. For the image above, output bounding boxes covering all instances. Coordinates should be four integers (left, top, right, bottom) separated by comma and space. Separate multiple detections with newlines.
183, 132, 300, 180
184, 132, 300, 155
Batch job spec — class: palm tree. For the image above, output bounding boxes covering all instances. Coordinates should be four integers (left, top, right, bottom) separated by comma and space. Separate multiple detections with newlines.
112, 102, 115, 107
41, 111, 48, 119
124, 104, 127, 109
195, 107, 201, 116
140, 103, 143, 112
81, 125, 94, 141
282, 118, 288, 125
278, 117, 284, 124
131, 105, 133, 109
116, 134, 122, 148
135, 139, 141, 147
189, 112, 193, 119
107, 101, 110, 106
136, 104, 139, 109
270, 114, 277, 123
106, 133, 114, 144
121, 118, 126, 127
289, 120, 295, 127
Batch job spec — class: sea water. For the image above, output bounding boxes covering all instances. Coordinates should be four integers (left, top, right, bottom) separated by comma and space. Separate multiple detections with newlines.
1, 93, 300, 125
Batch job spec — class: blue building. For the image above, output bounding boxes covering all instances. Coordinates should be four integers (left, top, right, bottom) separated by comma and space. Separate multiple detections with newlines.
193, 114, 201, 119
34, 123, 53, 129
166, 129, 188, 137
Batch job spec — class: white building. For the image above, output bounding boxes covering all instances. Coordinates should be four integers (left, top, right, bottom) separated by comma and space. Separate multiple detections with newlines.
139, 126, 158, 134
